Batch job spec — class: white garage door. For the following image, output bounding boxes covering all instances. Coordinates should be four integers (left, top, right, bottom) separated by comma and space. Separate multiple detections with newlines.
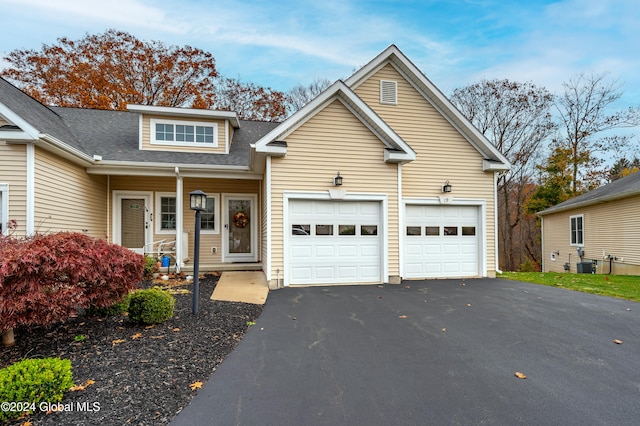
288, 200, 382, 285
404, 205, 479, 278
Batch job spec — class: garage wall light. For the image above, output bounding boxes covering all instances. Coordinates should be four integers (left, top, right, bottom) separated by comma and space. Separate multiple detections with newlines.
334, 172, 343, 186
442, 181, 452, 193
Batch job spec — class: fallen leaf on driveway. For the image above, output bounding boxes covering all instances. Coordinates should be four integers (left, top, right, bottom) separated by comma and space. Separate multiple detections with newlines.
398, 315, 408, 319
404, 285, 411, 289
613, 339, 623, 344
466, 304, 471, 307
515, 372, 527, 379
189, 381, 203, 390
441, 328, 446, 332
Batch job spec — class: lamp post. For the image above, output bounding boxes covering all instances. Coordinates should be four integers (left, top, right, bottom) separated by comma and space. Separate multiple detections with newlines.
189, 189, 207, 315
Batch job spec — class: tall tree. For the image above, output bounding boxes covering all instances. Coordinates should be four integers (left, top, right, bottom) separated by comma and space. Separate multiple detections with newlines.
215, 77, 290, 122
451, 79, 556, 270
287, 77, 332, 113
609, 157, 640, 181
554, 72, 640, 193
1, 29, 219, 110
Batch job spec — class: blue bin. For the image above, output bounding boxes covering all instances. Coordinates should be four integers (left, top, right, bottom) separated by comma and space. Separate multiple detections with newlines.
161, 256, 170, 267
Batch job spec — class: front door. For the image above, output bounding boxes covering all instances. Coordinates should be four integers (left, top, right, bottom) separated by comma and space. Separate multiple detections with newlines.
223, 194, 257, 262
113, 191, 153, 254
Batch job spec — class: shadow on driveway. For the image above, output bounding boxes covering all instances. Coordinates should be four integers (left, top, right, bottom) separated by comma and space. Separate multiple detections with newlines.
172, 278, 640, 425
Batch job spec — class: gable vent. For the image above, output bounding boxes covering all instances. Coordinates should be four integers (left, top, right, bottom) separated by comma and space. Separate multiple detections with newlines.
380, 80, 398, 105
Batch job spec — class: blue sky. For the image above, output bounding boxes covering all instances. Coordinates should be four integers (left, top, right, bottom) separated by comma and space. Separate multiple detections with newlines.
0, 0, 639, 109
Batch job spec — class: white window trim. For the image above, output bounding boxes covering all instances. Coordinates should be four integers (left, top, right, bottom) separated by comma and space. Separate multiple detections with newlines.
150, 118, 218, 148
201, 193, 220, 235
0, 183, 8, 236
156, 192, 178, 235
569, 214, 584, 247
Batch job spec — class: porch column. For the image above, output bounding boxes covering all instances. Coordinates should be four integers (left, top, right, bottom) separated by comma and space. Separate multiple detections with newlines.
175, 167, 183, 272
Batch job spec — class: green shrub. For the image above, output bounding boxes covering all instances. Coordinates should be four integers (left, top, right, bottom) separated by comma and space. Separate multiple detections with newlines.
86, 295, 130, 317
0, 357, 73, 421
126, 288, 175, 324
144, 255, 160, 277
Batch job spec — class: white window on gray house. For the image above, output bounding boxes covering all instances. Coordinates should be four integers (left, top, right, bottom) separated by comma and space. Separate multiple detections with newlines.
570, 214, 584, 246
380, 80, 398, 105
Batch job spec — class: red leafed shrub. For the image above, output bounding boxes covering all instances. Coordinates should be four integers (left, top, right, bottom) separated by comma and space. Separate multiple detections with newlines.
0, 232, 144, 333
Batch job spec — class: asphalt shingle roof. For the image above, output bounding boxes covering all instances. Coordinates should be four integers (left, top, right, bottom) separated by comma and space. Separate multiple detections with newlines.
538, 171, 640, 215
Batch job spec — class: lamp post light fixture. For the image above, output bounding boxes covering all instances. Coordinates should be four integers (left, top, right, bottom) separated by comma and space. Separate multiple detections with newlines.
442, 181, 452, 193
333, 172, 343, 186
189, 189, 207, 315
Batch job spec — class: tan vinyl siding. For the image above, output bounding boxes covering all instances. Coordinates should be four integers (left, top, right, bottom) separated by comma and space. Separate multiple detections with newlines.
542, 196, 640, 275
354, 64, 497, 275
109, 176, 260, 265
34, 147, 107, 236
141, 114, 228, 154
270, 100, 400, 282
0, 118, 9, 126
0, 142, 27, 235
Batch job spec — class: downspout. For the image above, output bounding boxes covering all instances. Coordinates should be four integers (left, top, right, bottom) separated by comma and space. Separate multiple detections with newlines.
175, 167, 183, 273
106, 175, 110, 241
494, 171, 502, 274
265, 156, 272, 284
26, 143, 35, 235
397, 163, 403, 280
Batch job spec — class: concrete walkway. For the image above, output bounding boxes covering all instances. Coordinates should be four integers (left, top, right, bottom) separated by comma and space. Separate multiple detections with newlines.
210, 271, 269, 305
173, 278, 640, 425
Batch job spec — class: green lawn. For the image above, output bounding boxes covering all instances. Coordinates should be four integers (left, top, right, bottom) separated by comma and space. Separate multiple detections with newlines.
498, 272, 640, 303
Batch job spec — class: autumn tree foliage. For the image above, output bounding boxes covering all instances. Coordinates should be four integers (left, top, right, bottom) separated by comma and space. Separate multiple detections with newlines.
451, 79, 555, 271
0, 233, 144, 344
215, 77, 290, 122
1, 29, 218, 110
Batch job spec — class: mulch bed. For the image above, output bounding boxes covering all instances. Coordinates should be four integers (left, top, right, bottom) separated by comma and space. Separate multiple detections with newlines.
1, 273, 264, 425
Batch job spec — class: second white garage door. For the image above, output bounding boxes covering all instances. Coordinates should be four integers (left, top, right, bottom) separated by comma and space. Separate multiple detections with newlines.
288, 200, 382, 285
404, 205, 480, 278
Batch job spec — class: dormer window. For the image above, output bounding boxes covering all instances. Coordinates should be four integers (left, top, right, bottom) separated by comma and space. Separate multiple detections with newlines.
151, 119, 217, 147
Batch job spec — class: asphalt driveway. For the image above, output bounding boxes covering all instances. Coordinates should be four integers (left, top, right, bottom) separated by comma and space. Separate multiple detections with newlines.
172, 278, 640, 425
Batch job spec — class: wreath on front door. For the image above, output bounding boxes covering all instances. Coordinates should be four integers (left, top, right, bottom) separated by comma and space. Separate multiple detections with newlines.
232, 211, 249, 228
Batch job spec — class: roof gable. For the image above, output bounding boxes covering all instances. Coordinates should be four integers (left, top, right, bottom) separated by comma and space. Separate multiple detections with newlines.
538, 171, 640, 216
345, 45, 510, 171
254, 80, 416, 163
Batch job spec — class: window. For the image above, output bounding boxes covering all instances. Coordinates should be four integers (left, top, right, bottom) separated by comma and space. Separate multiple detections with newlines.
339, 225, 356, 236
316, 225, 333, 235
151, 119, 217, 147
462, 227, 476, 236
425, 226, 439, 236
201, 197, 216, 231
570, 215, 584, 246
361, 225, 378, 236
406, 226, 421, 236
292, 225, 310, 235
160, 196, 176, 231
444, 226, 458, 236
380, 80, 398, 105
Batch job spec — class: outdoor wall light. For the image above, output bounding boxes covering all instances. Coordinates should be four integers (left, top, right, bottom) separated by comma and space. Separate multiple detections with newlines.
334, 172, 343, 186
442, 181, 452, 193
189, 189, 207, 315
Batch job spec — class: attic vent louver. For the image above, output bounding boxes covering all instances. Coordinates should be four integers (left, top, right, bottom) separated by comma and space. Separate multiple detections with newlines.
380, 80, 397, 105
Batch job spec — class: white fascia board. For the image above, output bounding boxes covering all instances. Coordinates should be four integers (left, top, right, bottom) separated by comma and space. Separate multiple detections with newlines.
483, 159, 510, 172
0, 131, 36, 141
0, 101, 40, 140
255, 80, 415, 162
254, 81, 345, 153
126, 104, 240, 128
38, 134, 94, 165
384, 150, 414, 163
86, 161, 260, 179
345, 45, 510, 168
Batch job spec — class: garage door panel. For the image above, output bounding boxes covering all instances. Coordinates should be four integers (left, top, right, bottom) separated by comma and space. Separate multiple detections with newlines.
289, 200, 382, 285
404, 205, 480, 279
